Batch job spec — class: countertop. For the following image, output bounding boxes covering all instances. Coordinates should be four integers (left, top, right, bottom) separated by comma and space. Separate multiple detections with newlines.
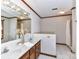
1, 39, 41, 59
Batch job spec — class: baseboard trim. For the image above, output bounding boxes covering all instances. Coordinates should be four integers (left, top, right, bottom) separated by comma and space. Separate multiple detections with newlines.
56, 43, 66, 45
71, 50, 76, 53
66, 45, 76, 53
56, 43, 76, 53
40, 52, 57, 58
66, 45, 71, 50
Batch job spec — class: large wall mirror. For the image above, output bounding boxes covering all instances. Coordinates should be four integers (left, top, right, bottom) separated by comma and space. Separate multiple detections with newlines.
16, 18, 31, 40
1, 0, 31, 43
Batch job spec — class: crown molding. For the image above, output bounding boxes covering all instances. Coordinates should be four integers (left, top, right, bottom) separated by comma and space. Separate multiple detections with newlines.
71, 7, 76, 10
21, 0, 72, 19
41, 14, 72, 19
21, 0, 41, 18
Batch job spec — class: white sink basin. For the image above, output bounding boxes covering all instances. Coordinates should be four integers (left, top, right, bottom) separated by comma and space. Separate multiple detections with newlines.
1, 48, 9, 54
17, 42, 33, 47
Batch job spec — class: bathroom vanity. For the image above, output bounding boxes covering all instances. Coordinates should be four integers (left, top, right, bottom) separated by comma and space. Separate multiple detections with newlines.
1, 33, 56, 59
20, 40, 41, 59
1, 39, 41, 59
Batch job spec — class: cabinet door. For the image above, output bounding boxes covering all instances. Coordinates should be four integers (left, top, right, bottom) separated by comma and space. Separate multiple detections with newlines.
20, 51, 29, 59
36, 41, 41, 59
30, 46, 36, 59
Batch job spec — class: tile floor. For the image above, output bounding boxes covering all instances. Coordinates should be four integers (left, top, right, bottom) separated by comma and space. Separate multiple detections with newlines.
38, 45, 76, 59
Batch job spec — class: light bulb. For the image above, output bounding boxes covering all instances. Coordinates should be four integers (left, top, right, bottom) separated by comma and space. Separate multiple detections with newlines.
24, 12, 27, 14
16, 8, 20, 11
4, 1, 10, 5
11, 5, 15, 8
59, 11, 65, 14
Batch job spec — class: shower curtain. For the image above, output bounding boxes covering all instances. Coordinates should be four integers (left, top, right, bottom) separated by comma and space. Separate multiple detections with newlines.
66, 20, 71, 47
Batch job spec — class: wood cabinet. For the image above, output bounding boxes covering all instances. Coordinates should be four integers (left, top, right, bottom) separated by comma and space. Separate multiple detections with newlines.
30, 46, 36, 59
35, 41, 41, 59
19, 40, 41, 59
20, 51, 29, 59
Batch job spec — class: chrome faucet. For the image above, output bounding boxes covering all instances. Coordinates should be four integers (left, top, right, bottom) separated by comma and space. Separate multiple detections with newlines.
21, 33, 25, 43
17, 33, 25, 45
1, 47, 9, 54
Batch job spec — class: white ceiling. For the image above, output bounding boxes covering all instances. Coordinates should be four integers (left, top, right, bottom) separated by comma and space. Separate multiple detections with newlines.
1, 0, 73, 18
24, 0, 73, 17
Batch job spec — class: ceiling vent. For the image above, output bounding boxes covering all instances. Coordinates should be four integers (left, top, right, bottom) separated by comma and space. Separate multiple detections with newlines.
52, 8, 58, 10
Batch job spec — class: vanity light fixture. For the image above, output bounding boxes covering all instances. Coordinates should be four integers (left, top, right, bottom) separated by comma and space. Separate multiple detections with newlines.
23, 12, 30, 16
24, 12, 27, 14
11, 5, 15, 9
3, 1, 10, 5
20, 16, 24, 19
16, 8, 20, 11
59, 11, 65, 14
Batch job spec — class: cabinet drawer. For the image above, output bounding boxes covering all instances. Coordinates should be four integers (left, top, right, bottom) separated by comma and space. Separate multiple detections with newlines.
30, 46, 35, 55
20, 51, 29, 59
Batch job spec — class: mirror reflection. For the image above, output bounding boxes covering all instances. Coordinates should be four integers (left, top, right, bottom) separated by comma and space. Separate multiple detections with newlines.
1, 0, 31, 43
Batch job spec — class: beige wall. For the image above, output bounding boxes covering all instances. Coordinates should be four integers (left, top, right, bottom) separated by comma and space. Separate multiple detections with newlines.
40, 16, 71, 44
